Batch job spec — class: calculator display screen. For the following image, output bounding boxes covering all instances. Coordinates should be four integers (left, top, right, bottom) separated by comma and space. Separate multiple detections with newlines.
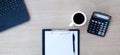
94, 13, 109, 20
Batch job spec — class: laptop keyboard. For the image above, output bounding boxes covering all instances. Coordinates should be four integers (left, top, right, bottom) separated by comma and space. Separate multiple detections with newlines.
0, 0, 24, 16
0, 0, 29, 32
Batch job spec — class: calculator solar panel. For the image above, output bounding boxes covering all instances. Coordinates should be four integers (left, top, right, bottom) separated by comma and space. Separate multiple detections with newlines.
0, 0, 29, 32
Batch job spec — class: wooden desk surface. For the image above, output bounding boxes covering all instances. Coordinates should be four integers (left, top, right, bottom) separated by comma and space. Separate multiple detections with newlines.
0, 0, 120, 55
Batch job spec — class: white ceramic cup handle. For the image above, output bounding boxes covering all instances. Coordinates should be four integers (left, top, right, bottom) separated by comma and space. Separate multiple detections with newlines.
69, 22, 73, 27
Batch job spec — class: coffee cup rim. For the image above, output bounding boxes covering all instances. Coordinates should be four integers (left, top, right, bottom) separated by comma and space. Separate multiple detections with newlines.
71, 11, 87, 26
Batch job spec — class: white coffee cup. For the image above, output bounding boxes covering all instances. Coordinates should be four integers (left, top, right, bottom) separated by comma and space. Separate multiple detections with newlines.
69, 11, 87, 27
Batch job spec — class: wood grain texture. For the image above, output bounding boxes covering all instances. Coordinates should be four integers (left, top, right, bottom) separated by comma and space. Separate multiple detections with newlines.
0, 0, 119, 55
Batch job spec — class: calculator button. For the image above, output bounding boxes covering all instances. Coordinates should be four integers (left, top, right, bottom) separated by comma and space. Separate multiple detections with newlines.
98, 31, 102, 35
89, 28, 91, 30
92, 20, 94, 22
93, 26, 96, 28
88, 30, 91, 32
99, 29, 102, 32
101, 23, 104, 24
96, 30, 98, 32
95, 21, 97, 23
101, 25, 103, 27
97, 25, 100, 26
99, 29, 102, 31
90, 25, 93, 27
97, 27, 99, 29
100, 27, 103, 29
101, 32, 105, 36
96, 30, 99, 32
103, 29, 106, 32
93, 29, 96, 31
105, 22, 108, 23
103, 27, 106, 29
102, 29, 105, 32
105, 24, 108, 26
101, 24, 104, 26
92, 31, 95, 33
104, 26, 106, 28
100, 26, 103, 28
98, 22, 101, 24
95, 24, 97, 25
91, 23, 94, 25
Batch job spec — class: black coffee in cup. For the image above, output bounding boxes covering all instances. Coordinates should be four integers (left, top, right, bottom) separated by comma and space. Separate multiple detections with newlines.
73, 13, 85, 24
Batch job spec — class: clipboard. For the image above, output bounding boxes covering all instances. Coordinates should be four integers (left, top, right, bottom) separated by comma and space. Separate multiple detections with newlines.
42, 29, 80, 55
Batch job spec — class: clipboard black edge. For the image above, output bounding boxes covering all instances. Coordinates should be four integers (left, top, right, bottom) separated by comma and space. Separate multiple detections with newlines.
42, 29, 52, 55
42, 29, 80, 55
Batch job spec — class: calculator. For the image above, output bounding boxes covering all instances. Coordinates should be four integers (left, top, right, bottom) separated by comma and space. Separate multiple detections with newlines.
87, 12, 111, 37
0, 0, 29, 32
